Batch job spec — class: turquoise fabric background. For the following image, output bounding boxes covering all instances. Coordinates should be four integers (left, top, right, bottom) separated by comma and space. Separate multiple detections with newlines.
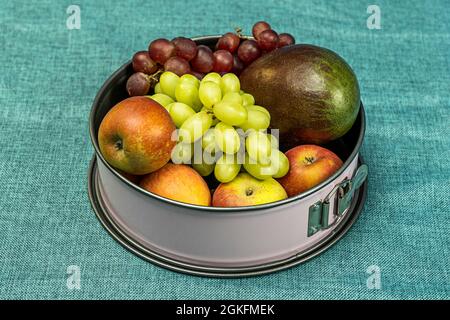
0, 0, 449, 299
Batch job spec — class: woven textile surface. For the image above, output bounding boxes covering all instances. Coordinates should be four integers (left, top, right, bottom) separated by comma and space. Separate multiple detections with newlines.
0, 0, 448, 299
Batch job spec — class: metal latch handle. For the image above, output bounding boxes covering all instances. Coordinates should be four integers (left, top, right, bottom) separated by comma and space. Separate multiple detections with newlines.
308, 164, 368, 237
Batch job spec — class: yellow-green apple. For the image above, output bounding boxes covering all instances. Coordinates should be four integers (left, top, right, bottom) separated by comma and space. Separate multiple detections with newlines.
212, 173, 287, 207
140, 163, 211, 206
278, 145, 343, 197
98, 96, 176, 175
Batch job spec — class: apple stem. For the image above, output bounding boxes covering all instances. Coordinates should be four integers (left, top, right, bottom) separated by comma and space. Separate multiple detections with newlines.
305, 156, 315, 164
114, 139, 123, 151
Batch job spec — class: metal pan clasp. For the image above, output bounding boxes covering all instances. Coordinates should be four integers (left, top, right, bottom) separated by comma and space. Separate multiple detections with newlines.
308, 164, 368, 237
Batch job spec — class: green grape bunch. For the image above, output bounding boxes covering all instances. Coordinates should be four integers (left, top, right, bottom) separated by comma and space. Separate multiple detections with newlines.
147, 71, 289, 183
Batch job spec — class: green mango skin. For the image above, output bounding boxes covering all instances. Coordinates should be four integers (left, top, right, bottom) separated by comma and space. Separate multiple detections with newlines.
240, 44, 360, 145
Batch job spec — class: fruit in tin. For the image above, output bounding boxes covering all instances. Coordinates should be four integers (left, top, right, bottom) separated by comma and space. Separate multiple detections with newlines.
191, 45, 214, 73
132, 51, 158, 74
178, 111, 212, 143
167, 102, 196, 128
252, 21, 271, 40
148, 38, 176, 64
277, 33, 295, 48
212, 50, 234, 73
277, 145, 343, 197
140, 163, 211, 206
126, 72, 151, 96
164, 56, 191, 76
237, 40, 261, 65
214, 154, 241, 183
231, 54, 245, 75
171, 37, 198, 61
212, 173, 287, 207
240, 44, 360, 145
159, 71, 180, 99
257, 29, 279, 52
216, 32, 240, 53
98, 97, 176, 175
148, 93, 174, 109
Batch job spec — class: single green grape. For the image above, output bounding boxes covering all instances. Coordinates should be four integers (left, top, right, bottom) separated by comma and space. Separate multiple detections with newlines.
243, 150, 289, 180
159, 71, 180, 99
239, 109, 270, 132
167, 102, 196, 128
243, 153, 275, 180
246, 105, 271, 120
199, 81, 222, 108
201, 72, 222, 86
245, 131, 272, 164
213, 100, 247, 126
148, 93, 174, 109
220, 73, 240, 94
271, 149, 290, 178
154, 82, 162, 94
214, 122, 241, 154
175, 81, 202, 111
180, 74, 200, 88
222, 92, 243, 105
179, 111, 212, 143
214, 154, 241, 183
192, 162, 215, 177
241, 93, 255, 106
171, 142, 193, 164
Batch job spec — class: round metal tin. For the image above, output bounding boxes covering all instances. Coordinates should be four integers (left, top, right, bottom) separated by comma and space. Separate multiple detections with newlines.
87, 35, 368, 277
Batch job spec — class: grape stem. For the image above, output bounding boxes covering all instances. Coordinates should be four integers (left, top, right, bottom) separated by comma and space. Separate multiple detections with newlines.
147, 68, 164, 88
148, 68, 164, 82
235, 27, 244, 38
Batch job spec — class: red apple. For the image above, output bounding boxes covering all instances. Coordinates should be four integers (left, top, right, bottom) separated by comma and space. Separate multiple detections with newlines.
213, 173, 287, 207
98, 96, 176, 175
140, 163, 211, 206
278, 145, 343, 197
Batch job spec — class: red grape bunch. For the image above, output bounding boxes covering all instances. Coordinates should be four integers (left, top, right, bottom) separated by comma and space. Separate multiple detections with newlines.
126, 21, 295, 97
237, 21, 295, 66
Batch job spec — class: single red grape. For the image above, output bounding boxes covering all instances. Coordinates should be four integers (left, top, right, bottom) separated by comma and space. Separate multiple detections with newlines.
132, 51, 158, 74
231, 54, 244, 76
126, 72, 150, 96
257, 29, 279, 52
190, 45, 214, 73
252, 21, 271, 40
171, 37, 198, 61
237, 40, 261, 65
278, 33, 295, 47
148, 38, 176, 64
216, 32, 240, 53
212, 50, 233, 73
164, 56, 190, 76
